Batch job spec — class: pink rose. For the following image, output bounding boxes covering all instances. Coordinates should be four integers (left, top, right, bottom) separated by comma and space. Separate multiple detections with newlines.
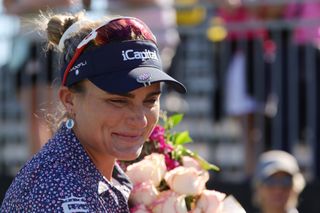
181, 156, 202, 171
164, 166, 209, 196
150, 191, 188, 213
193, 189, 226, 213
130, 204, 151, 213
126, 153, 167, 186
130, 180, 159, 206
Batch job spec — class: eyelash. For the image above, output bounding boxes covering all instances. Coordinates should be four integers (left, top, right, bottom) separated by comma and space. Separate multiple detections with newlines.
108, 97, 158, 107
110, 99, 127, 103
108, 99, 128, 107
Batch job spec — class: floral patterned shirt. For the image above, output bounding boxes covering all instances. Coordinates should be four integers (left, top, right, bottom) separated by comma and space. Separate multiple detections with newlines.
0, 124, 132, 212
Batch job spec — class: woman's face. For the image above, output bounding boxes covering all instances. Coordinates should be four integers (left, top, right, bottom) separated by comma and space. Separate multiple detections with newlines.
258, 171, 295, 212
71, 80, 161, 162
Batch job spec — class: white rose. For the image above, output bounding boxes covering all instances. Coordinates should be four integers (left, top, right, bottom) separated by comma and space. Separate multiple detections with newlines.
193, 189, 226, 213
130, 180, 159, 206
150, 190, 188, 213
164, 166, 209, 196
126, 153, 167, 186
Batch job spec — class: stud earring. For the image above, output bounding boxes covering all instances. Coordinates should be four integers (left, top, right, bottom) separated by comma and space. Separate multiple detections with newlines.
65, 118, 75, 129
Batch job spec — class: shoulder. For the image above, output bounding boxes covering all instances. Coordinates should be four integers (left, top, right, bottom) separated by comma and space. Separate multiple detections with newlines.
1, 128, 102, 212
1, 164, 90, 212
1, 146, 91, 212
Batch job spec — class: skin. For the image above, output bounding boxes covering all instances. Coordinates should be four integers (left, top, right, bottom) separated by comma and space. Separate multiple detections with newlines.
257, 172, 295, 213
59, 80, 161, 180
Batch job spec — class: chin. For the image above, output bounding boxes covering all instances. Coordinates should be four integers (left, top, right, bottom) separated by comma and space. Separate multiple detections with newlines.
117, 146, 143, 161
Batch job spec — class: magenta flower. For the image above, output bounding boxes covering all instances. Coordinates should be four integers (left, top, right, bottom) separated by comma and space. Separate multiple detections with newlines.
149, 125, 165, 141
164, 154, 180, 170
149, 125, 174, 153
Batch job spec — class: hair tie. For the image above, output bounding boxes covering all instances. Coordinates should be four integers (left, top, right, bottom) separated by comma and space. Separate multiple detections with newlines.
58, 20, 90, 51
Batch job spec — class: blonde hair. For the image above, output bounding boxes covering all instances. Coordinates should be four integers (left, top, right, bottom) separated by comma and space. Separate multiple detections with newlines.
39, 12, 96, 132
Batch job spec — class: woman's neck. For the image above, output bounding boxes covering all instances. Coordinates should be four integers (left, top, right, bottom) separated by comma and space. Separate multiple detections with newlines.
83, 146, 116, 181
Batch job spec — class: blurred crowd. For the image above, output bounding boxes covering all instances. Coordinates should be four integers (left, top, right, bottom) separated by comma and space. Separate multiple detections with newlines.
1, 0, 319, 170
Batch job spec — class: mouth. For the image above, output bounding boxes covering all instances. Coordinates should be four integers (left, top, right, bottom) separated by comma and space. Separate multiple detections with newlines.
112, 132, 144, 143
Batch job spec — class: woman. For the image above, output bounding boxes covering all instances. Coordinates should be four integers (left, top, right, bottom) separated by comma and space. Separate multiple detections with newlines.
252, 150, 306, 213
0, 13, 186, 212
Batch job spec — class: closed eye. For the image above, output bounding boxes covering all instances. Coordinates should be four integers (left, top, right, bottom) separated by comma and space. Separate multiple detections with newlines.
108, 99, 129, 107
144, 96, 160, 107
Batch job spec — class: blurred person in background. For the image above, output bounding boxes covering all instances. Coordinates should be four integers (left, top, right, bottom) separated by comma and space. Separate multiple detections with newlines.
2, 0, 82, 155
212, 0, 269, 176
252, 150, 306, 213
211, 0, 299, 177
0, 12, 186, 211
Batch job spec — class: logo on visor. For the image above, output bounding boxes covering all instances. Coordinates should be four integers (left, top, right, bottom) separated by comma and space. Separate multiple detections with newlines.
122, 49, 158, 61
70, 61, 87, 75
136, 73, 152, 87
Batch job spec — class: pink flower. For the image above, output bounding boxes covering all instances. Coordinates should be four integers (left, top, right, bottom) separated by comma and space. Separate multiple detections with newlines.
181, 156, 202, 171
126, 153, 167, 186
149, 125, 165, 141
192, 190, 226, 213
164, 166, 209, 196
130, 204, 151, 213
149, 190, 188, 213
149, 125, 173, 152
164, 154, 180, 170
130, 180, 159, 206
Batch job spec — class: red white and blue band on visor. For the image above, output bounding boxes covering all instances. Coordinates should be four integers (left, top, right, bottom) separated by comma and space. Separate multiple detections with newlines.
61, 17, 157, 86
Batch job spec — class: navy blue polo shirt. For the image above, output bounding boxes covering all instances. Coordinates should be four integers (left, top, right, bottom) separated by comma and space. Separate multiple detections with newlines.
1, 124, 132, 212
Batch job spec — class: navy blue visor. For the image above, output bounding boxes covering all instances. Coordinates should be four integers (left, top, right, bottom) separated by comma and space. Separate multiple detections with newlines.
61, 40, 186, 94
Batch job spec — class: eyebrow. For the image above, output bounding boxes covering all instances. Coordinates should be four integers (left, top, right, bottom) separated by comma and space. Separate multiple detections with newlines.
112, 90, 162, 98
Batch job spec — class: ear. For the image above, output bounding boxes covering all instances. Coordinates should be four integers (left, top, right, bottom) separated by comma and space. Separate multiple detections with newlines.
59, 86, 75, 113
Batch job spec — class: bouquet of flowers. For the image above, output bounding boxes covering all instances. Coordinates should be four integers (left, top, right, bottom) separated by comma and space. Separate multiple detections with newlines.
120, 112, 246, 213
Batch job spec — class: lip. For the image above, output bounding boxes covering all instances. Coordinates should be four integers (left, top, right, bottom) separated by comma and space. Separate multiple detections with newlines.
112, 132, 144, 142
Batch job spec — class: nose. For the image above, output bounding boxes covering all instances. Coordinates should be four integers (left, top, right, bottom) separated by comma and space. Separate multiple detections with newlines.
127, 105, 148, 128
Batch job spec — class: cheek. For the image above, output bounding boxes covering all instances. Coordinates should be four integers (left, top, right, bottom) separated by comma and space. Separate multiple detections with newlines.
146, 108, 160, 132
259, 187, 272, 200
76, 99, 112, 128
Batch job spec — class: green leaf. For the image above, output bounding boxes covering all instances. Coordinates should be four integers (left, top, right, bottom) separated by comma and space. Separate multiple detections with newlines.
187, 150, 220, 171
174, 131, 192, 145
167, 114, 184, 129
197, 157, 220, 171
171, 144, 187, 160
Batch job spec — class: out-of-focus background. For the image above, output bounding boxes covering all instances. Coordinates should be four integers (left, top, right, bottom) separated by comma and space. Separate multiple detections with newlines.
0, 0, 319, 212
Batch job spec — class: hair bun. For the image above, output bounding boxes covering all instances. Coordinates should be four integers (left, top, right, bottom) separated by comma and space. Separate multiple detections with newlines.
46, 13, 82, 46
